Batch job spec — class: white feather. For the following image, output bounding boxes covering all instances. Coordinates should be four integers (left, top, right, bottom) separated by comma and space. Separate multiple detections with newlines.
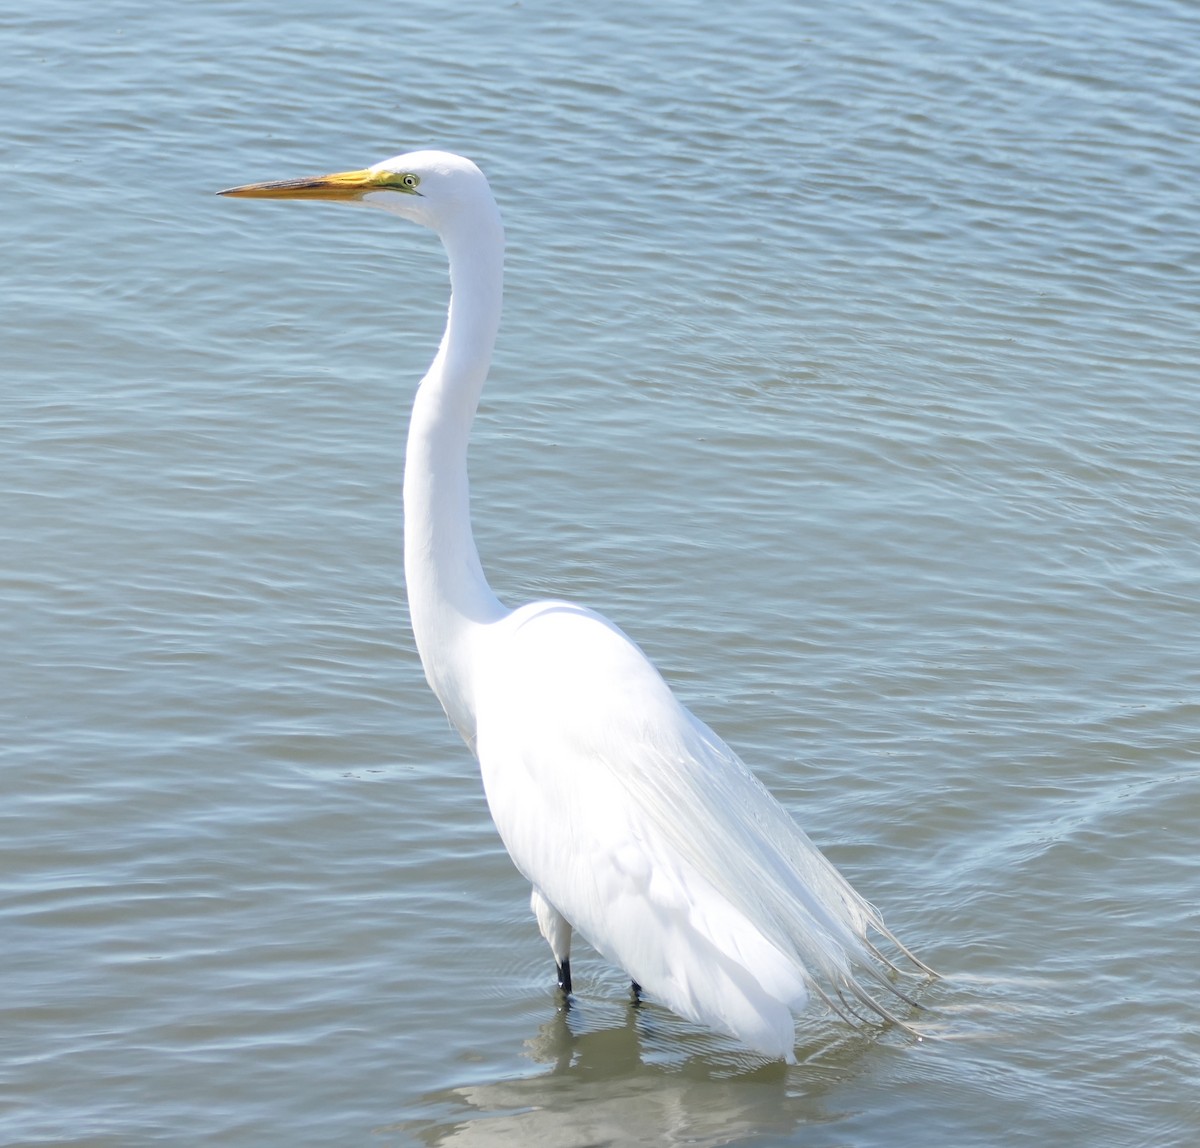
474, 601, 912, 1059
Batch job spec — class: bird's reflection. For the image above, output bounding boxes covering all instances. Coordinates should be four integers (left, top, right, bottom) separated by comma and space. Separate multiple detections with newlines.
397, 995, 871, 1148
524, 992, 647, 1074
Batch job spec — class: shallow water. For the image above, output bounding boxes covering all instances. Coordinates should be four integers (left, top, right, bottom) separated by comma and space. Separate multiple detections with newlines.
3, 0, 1198, 1144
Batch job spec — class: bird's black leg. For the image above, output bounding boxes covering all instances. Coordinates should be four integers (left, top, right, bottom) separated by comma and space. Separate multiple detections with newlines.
556, 959, 572, 995
630, 980, 642, 1004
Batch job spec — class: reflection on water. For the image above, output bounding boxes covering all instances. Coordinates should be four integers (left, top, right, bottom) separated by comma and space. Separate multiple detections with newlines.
396, 1001, 873, 1147
391, 970, 1095, 1148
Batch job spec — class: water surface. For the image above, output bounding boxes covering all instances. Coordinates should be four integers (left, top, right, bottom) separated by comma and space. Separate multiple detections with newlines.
3, 0, 1198, 1144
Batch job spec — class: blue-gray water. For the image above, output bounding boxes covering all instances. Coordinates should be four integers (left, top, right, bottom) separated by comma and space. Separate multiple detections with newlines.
3, 1, 1198, 1144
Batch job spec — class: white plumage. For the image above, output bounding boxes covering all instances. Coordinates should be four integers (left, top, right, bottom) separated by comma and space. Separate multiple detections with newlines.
221, 150, 931, 1061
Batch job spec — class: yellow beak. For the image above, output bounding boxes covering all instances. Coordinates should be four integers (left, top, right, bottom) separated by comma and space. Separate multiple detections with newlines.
218, 168, 387, 201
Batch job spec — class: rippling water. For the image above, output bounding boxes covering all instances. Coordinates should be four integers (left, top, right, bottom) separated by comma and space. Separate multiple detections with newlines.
3, 0, 1198, 1144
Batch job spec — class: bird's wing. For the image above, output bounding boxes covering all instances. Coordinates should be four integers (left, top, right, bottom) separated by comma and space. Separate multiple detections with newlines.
472, 601, 909, 1054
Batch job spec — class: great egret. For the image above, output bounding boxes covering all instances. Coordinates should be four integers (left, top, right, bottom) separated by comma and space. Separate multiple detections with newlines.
220, 151, 932, 1061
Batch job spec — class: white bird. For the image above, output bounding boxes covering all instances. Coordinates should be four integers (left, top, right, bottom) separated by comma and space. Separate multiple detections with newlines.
220, 150, 932, 1061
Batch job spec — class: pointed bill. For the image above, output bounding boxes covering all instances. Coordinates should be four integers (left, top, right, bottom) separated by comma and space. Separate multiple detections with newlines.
218, 167, 408, 201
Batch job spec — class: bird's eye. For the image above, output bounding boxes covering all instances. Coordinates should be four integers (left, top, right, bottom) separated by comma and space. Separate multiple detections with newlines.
402, 173, 420, 190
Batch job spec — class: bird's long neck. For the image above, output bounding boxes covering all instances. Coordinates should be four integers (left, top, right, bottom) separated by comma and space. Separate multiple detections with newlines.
403, 204, 507, 746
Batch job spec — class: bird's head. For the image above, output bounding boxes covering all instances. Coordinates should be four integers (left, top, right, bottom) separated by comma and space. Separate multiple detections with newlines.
219, 149, 493, 234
